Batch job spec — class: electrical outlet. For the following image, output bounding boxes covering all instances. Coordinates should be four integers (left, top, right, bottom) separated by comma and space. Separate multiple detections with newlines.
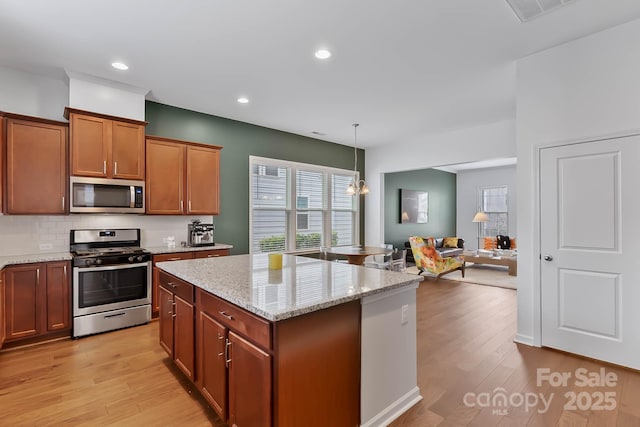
401, 304, 409, 325
39, 243, 53, 251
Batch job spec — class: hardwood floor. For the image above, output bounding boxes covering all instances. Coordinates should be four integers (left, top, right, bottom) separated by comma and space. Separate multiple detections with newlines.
1, 280, 639, 426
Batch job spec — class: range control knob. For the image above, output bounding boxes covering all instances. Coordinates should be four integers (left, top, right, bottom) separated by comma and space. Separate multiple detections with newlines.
136, 255, 144, 262
95, 259, 102, 265
85, 259, 93, 266
128, 256, 135, 263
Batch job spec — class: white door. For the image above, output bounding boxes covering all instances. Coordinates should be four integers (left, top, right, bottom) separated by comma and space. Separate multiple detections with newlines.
540, 135, 640, 370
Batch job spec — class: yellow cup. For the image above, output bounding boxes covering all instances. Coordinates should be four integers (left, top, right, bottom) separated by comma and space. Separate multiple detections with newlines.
268, 253, 283, 270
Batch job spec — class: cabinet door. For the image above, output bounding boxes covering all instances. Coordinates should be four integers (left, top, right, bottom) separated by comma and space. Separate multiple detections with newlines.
199, 312, 228, 420
0, 270, 5, 348
5, 119, 67, 214
174, 295, 195, 380
146, 139, 185, 214
4, 264, 44, 341
70, 113, 109, 177
228, 331, 271, 427
186, 145, 220, 215
112, 121, 145, 180
159, 286, 175, 357
45, 261, 70, 332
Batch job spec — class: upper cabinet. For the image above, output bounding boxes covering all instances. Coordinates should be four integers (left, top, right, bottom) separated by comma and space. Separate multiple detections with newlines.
3, 114, 68, 214
146, 136, 222, 215
0, 115, 4, 213
65, 108, 146, 180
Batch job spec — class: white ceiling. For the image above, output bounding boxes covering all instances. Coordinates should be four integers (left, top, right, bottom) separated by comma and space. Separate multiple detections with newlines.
2, 0, 640, 148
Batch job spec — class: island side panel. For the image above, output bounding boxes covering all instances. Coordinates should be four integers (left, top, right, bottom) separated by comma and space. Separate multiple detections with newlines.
273, 300, 361, 427
360, 283, 422, 427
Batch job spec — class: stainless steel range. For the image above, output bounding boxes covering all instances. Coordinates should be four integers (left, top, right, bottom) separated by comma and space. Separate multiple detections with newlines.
70, 228, 151, 338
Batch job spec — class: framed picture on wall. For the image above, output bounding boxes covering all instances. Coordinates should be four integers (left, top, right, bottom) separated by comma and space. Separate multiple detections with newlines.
400, 189, 428, 223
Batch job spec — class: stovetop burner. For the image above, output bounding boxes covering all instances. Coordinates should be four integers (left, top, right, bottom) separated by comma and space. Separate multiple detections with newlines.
70, 228, 151, 267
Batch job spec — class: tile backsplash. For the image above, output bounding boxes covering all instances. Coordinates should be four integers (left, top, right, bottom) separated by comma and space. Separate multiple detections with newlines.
0, 214, 212, 256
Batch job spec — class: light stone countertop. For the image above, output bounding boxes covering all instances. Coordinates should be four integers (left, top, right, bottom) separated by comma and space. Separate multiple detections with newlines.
157, 254, 421, 322
146, 243, 233, 255
0, 252, 73, 270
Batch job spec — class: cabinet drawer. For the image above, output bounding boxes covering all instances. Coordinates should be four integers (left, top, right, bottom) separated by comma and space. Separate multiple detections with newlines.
194, 249, 230, 259
159, 271, 195, 304
153, 252, 195, 265
198, 289, 271, 350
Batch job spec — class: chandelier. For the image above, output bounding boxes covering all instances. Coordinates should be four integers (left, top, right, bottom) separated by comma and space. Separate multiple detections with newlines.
346, 123, 369, 196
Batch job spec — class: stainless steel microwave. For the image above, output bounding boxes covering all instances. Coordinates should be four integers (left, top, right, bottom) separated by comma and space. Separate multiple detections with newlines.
70, 177, 145, 213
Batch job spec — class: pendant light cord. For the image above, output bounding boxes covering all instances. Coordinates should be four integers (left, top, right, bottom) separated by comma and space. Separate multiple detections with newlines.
353, 123, 359, 173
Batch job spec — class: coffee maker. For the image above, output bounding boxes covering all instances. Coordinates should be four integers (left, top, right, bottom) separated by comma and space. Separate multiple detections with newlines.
188, 220, 215, 247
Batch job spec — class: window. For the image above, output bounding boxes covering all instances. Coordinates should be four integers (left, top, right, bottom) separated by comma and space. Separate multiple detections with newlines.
480, 186, 508, 236
250, 156, 358, 253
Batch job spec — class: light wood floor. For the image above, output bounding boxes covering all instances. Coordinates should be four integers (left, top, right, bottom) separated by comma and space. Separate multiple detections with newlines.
1, 280, 639, 426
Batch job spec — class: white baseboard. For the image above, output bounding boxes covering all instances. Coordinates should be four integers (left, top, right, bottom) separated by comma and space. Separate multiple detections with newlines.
514, 333, 537, 346
360, 387, 422, 427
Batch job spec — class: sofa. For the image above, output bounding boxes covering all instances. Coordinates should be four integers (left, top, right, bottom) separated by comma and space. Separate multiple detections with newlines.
404, 237, 464, 264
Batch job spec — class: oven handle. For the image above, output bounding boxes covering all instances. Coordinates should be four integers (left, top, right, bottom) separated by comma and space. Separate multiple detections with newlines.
74, 262, 150, 273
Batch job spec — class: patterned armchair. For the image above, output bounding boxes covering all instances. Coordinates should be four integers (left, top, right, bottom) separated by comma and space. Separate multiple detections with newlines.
408, 236, 465, 279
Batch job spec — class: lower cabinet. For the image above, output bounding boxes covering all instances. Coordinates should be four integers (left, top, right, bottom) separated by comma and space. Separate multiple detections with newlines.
197, 288, 272, 427
3, 261, 71, 344
152, 249, 230, 317
158, 270, 195, 381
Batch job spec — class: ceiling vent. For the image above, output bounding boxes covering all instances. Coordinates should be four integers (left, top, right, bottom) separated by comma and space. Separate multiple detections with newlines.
506, 0, 578, 22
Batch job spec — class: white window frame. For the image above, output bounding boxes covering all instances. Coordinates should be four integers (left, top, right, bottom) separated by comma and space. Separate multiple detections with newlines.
249, 156, 360, 254
479, 185, 508, 237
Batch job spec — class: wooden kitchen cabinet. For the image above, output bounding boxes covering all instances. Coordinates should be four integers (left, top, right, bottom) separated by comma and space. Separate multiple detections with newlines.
4, 116, 67, 214
3, 261, 71, 344
66, 108, 146, 180
197, 288, 272, 426
152, 249, 229, 317
158, 270, 195, 381
146, 136, 222, 215
0, 116, 4, 214
0, 270, 6, 349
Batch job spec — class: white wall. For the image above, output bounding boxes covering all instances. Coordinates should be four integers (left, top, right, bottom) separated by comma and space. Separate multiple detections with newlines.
515, 18, 640, 345
0, 66, 68, 120
456, 165, 517, 251
365, 119, 517, 246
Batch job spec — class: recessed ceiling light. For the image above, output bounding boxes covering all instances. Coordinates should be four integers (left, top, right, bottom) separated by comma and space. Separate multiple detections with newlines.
314, 49, 332, 60
237, 97, 249, 104
111, 62, 129, 71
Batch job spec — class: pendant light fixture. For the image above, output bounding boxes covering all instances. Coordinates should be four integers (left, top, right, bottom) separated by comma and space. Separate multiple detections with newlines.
346, 123, 369, 196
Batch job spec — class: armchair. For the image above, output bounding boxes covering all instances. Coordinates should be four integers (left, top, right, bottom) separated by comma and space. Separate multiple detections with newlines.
408, 236, 465, 279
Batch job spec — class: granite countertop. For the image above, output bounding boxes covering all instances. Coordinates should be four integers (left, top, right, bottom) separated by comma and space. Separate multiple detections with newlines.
146, 243, 233, 255
0, 252, 73, 270
157, 254, 421, 322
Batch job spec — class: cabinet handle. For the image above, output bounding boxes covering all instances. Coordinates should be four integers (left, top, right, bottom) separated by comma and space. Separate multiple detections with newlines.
114, 161, 118, 175
207, 254, 220, 258
217, 332, 225, 357
167, 281, 177, 288
189, 200, 192, 212
180, 200, 184, 213
219, 311, 233, 321
36, 268, 40, 283
103, 160, 107, 174
62, 196, 65, 210
167, 258, 182, 261
63, 264, 67, 276
225, 339, 232, 367
172, 302, 177, 318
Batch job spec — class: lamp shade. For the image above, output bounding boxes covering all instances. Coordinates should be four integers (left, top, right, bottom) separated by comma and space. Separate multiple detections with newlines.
472, 211, 489, 223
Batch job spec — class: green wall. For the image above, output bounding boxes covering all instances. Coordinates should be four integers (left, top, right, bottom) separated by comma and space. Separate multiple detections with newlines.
145, 101, 365, 254
384, 168, 457, 249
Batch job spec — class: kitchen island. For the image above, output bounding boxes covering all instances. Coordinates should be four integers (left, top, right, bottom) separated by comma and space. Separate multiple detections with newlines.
157, 254, 422, 427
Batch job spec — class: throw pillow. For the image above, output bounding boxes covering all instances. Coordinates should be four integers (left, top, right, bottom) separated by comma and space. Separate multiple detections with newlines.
435, 238, 444, 248
510, 238, 517, 249
496, 235, 511, 249
484, 237, 497, 250
443, 237, 458, 248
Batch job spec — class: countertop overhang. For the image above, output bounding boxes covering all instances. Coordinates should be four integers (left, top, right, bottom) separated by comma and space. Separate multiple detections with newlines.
157, 254, 421, 321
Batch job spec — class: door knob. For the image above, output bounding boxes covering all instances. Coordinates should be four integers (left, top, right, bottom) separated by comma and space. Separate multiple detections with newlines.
543, 255, 553, 261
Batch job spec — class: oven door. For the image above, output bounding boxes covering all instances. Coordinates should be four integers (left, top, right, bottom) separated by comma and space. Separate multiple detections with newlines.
73, 262, 151, 316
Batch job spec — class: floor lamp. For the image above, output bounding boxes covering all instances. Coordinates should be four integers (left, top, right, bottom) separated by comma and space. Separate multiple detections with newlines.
472, 211, 489, 253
